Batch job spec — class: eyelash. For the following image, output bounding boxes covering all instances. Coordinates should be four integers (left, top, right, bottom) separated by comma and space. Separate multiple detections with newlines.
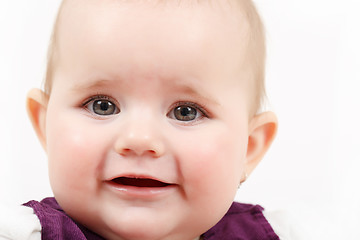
170, 101, 210, 119
81, 94, 119, 113
82, 95, 110, 106
80, 95, 211, 120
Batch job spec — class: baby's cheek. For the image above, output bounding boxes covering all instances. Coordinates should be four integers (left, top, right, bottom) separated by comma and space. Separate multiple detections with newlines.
47, 124, 105, 194
178, 134, 242, 222
181, 133, 243, 196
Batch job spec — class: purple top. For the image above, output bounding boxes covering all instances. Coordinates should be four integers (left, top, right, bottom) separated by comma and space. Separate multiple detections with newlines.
202, 202, 279, 240
24, 198, 279, 240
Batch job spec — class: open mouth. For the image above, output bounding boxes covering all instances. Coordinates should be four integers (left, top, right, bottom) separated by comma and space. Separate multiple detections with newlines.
111, 177, 171, 188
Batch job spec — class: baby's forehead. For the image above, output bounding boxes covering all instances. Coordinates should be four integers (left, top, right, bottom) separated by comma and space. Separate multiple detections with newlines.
54, 1, 254, 81
55, 0, 252, 68
56, 0, 252, 63
57, 0, 250, 30
48, 0, 264, 113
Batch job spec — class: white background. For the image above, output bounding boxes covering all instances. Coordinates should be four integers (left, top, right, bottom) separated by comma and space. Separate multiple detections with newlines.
0, 0, 359, 239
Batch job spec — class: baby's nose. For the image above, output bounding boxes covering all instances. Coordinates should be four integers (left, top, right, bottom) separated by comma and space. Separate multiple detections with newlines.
113, 115, 165, 158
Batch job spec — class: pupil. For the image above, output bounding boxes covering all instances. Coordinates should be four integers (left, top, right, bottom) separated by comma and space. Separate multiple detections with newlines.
93, 100, 115, 115
174, 106, 197, 121
100, 101, 109, 111
181, 107, 191, 116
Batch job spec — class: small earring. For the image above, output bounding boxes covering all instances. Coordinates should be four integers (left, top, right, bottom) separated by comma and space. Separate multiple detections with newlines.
238, 173, 248, 188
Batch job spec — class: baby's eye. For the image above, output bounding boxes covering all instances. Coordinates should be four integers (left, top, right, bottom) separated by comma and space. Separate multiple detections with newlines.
92, 100, 118, 115
83, 96, 120, 116
168, 103, 207, 122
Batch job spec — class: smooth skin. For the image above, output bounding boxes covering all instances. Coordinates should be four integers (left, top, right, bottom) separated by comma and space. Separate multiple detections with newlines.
27, 1, 277, 240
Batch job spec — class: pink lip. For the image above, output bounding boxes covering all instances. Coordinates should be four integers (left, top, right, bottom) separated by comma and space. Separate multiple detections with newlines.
104, 175, 177, 199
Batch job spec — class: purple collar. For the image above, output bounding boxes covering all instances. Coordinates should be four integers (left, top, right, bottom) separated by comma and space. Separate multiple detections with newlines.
24, 198, 279, 240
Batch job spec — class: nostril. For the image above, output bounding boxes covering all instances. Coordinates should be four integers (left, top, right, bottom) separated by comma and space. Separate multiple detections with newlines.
148, 150, 156, 155
119, 148, 131, 156
118, 148, 160, 157
114, 137, 165, 157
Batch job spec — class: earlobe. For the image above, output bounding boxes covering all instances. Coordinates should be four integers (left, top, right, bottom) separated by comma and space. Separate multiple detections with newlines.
26, 88, 49, 151
245, 112, 278, 176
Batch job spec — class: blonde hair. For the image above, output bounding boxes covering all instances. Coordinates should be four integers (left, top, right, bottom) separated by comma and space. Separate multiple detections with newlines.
43, 0, 67, 95
44, 0, 266, 113
241, 0, 267, 114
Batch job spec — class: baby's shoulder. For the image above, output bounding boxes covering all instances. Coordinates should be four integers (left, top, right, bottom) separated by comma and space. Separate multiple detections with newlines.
205, 202, 312, 240
0, 201, 41, 240
203, 202, 279, 240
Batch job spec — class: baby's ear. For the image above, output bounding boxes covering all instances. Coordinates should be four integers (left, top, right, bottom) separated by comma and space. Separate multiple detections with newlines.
26, 89, 49, 151
245, 112, 278, 175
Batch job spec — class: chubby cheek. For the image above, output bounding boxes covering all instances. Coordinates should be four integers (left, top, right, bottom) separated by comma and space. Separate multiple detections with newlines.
45, 116, 107, 202
177, 126, 248, 204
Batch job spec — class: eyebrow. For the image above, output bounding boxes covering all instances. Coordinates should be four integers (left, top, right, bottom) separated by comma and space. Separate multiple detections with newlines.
72, 78, 220, 106
170, 82, 221, 106
72, 79, 120, 92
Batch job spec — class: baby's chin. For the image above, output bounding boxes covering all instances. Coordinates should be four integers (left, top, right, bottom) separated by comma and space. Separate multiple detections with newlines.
72, 207, 201, 240
53, 188, 217, 240
92, 221, 201, 240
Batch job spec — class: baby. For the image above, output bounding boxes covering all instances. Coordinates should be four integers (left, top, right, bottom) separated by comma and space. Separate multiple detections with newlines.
1, 0, 280, 239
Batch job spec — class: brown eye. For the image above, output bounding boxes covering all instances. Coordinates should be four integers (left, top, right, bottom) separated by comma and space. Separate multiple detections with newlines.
173, 106, 198, 121
92, 100, 117, 115
83, 96, 120, 116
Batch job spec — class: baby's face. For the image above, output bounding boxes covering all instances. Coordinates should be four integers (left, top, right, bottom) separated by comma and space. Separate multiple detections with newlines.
45, 1, 253, 239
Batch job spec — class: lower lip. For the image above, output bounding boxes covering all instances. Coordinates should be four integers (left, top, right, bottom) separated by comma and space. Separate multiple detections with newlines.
104, 181, 177, 199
